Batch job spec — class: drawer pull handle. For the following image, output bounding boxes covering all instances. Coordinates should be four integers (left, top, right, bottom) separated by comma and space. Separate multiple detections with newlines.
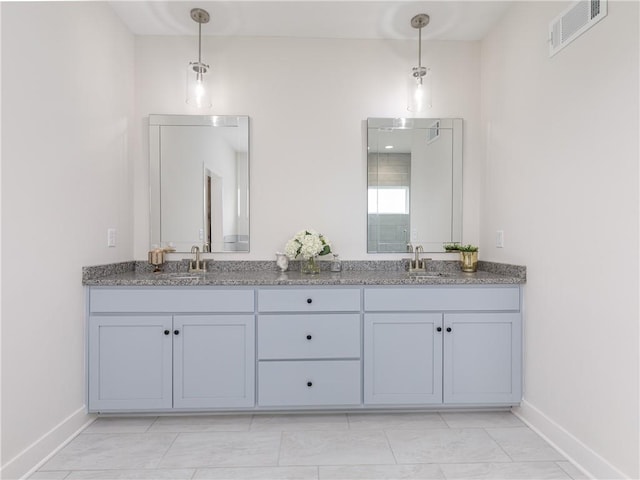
174, 330, 180, 335
306, 298, 313, 304
164, 330, 171, 335
436, 327, 442, 332
307, 381, 313, 387
306, 334, 312, 340
446, 327, 452, 333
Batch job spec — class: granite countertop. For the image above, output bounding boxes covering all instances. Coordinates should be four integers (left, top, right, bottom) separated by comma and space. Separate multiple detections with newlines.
83, 260, 526, 287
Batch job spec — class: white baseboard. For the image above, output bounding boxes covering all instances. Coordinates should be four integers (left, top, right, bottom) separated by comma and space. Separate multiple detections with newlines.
1, 406, 95, 480
513, 400, 629, 480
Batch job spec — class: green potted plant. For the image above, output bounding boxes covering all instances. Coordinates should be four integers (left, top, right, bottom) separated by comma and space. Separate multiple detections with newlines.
458, 244, 479, 272
443, 242, 461, 252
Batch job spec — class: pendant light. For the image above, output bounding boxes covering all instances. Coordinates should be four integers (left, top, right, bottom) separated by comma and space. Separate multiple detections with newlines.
186, 8, 212, 109
407, 14, 432, 113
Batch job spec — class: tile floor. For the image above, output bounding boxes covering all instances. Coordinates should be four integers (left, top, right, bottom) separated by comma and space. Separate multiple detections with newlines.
30, 412, 589, 480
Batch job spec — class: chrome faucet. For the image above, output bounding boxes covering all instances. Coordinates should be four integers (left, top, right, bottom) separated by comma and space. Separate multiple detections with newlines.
408, 244, 430, 272
414, 245, 423, 268
189, 245, 206, 272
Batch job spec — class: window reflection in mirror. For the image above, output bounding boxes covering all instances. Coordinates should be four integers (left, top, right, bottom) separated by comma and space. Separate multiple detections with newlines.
367, 118, 462, 253
149, 115, 250, 253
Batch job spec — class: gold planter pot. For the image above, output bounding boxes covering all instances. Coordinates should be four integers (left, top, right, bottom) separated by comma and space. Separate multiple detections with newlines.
460, 251, 478, 272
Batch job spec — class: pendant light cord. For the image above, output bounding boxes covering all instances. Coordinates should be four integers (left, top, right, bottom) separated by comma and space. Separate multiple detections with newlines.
418, 25, 422, 70
198, 21, 202, 64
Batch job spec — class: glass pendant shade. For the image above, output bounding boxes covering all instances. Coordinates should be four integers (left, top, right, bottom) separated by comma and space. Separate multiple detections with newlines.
186, 61, 212, 109
407, 67, 431, 113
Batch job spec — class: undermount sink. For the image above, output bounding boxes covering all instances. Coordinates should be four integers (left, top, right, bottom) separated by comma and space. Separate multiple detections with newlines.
407, 272, 453, 278
160, 272, 203, 280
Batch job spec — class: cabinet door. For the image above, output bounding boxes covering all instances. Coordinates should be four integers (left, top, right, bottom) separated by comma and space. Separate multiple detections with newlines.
443, 313, 522, 404
88, 316, 173, 411
364, 313, 443, 405
173, 315, 255, 409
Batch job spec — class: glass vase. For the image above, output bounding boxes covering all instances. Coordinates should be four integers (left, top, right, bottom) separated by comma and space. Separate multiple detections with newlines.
300, 255, 320, 274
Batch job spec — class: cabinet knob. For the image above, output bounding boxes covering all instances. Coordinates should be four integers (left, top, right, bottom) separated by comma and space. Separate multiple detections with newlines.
436, 327, 442, 332
306, 334, 312, 340
306, 298, 313, 304
446, 327, 452, 333
164, 330, 170, 335
307, 381, 313, 387
174, 329, 180, 335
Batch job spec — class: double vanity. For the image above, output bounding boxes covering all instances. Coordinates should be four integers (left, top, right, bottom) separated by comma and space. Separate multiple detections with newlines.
84, 261, 525, 414
81, 115, 527, 415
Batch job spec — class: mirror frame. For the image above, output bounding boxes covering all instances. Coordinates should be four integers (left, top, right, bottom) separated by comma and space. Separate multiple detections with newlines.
149, 114, 250, 253
367, 117, 463, 253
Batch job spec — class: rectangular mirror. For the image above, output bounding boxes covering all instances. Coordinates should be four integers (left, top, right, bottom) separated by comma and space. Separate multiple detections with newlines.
367, 118, 462, 253
149, 115, 250, 253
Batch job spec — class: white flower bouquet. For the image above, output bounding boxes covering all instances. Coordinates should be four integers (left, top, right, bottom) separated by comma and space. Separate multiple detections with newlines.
285, 230, 332, 260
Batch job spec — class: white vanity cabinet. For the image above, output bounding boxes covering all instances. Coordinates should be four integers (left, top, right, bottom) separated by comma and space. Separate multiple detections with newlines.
364, 286, 522, 406
87, 287, 255, 412
256, 288, 361, 407
86, 281, 523, 412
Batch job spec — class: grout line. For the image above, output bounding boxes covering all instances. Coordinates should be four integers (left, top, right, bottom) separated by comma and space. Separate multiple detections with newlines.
146, 416, 160, 433
436, 411, 450, 429
482, 427, 516, 463
382, 429, 400, 465
276, 431, 284, 467
345, 412, 353, 429
248, 413, 257, 431
155, 432, 181, 469
555, 460, 585, 480
439, 462, 450, 480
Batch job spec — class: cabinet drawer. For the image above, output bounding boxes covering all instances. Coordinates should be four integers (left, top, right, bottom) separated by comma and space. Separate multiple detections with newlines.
258, 288, 360, 312
90, 288, 254, 313
364, 286, 520, 312
258, 360, 361, 406
258, 314, 360, 360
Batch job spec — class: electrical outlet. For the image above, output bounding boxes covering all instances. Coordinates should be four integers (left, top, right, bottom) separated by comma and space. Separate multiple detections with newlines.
496, 230, 504, 248
107, 228, 117, 247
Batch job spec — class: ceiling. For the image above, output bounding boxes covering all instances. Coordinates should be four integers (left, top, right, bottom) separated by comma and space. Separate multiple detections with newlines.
108, 1, 512, 41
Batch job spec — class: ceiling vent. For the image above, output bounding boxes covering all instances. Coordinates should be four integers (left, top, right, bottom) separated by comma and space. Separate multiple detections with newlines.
549, 0, 607, 57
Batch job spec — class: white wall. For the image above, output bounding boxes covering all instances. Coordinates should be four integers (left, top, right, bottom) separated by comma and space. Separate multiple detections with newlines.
133, 36, 482, 259
4, 2, 636, 478
1, 3, 135, 478
480, 2, 639, 478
